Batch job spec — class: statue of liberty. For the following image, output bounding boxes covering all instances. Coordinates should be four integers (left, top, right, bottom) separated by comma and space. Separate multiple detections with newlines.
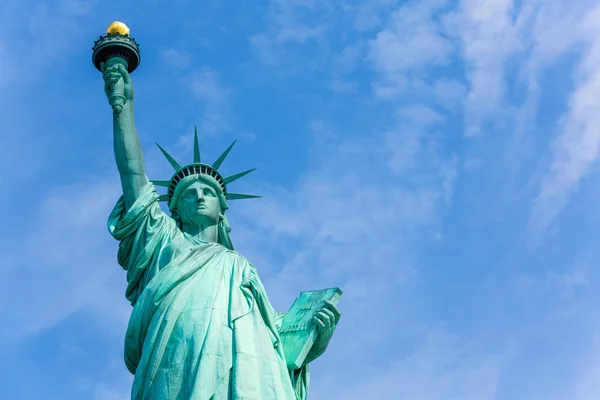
98, 22, 341, 400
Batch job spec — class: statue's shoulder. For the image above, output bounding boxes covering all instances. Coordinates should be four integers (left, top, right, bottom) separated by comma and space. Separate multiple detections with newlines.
222, 248, 251, 264
165, 233, 189, 249
159, 234, 199, 262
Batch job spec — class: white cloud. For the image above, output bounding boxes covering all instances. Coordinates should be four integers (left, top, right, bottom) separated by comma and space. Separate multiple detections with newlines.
445, 0, 521, 136
329, 79, 358, 94
0, 178, 129, 337
161, 48, 191, 71
368, 0, 454, 97
60, 0, 97, 16
349, 0, 396, 32
93, 386, 129, 400
24, 3, 97, 74
91, 357, 133, 400
566, 325, 600, 400
188, 68, 230, 104
546, 269, 589, 297
249, 0, 330, 66
328, 42, 364, 93
386, 106, 446, 174
313, 329, 514, 400
433, 78, 467, 112
526, 0, 590, 69
532, 4, 600, 230
185, 67, 232, 136
369, 1, 453, 74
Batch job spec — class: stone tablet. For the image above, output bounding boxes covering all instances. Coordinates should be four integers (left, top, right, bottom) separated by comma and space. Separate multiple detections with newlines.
280, 288, 343, 369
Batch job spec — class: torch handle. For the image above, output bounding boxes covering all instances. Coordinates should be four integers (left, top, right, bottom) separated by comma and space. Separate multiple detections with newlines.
105, 57, 128, 114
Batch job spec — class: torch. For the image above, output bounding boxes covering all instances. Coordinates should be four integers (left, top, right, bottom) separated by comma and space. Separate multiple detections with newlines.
92, 21, 141, 114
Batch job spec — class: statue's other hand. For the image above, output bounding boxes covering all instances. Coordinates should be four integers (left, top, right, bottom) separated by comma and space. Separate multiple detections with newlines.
100, 61, 134, 102
304, 300, 341, 365
313, 299, 341, 335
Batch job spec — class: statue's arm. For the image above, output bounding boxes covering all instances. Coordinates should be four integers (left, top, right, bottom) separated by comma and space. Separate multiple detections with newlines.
113, 101, 149, 210
103, 62, 149, 210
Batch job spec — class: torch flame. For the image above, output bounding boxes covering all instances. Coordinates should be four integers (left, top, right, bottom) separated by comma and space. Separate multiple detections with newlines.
106, 21, 130, 36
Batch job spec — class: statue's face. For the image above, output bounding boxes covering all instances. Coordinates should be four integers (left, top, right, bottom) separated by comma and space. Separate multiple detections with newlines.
176, 181, 221, 227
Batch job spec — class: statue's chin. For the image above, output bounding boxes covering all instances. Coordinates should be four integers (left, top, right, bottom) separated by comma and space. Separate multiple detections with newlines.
179, 207, 218, 225
181, 215, 218, 228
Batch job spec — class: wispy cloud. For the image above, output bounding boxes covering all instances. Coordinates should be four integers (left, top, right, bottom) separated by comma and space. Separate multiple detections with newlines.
185, 67, 232, 136
565, 325, 600, 400
249, 0, 329, 67
91, 357, 132, 400
25, 2, 98, 76
369, 1, 453, 73
0, 178, 128, 337
368, 0, 454, 98
348, 0, 396, 32
314, 329, 514, 399
445, 0, 521, 136
532, 3, 600, 230
60, 0, 98, 16
433, 78, 467, 112
160, 48, 191, 71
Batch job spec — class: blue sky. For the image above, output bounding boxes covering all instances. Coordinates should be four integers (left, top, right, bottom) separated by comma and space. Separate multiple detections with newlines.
1, 0, 600, 398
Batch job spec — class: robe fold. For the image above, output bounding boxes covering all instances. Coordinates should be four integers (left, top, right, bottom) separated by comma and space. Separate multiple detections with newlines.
108, 183, 308, 400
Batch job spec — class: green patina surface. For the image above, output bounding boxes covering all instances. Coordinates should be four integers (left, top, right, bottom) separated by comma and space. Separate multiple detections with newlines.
94, 23, 341, 399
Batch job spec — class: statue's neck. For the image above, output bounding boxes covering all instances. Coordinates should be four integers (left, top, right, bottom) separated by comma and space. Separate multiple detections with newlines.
181, 222, 219, 243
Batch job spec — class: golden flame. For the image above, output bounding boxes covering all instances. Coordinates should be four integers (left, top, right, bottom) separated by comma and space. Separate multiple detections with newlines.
106, 21, 130, 35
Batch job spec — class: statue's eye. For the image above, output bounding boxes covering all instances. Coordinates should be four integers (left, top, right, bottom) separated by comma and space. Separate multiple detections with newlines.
204, 188, 216, 197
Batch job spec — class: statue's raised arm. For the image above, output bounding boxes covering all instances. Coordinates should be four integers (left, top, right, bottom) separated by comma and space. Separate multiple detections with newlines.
101, 61, 148, 211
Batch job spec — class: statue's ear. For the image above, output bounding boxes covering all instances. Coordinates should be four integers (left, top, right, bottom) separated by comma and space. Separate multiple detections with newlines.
172, 198, 183, 218
220, 213, 231, 233
170, 209, 182, 229
171, 202, 182, 220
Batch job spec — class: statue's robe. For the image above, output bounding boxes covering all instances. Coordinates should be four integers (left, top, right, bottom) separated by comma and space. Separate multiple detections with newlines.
108, 183, 308, 400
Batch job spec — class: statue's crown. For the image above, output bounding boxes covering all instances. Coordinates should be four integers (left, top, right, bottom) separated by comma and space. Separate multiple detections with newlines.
152, 127, 260, 210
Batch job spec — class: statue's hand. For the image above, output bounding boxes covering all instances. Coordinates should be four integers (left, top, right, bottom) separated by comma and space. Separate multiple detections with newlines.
304, 300, 341, 364
101, 61, 134, 102
313, 299, 341, 336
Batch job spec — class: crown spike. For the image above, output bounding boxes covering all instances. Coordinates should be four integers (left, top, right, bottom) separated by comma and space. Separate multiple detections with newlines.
193, 126, 201, 163
212, 140, 237, 169
226, 193, 262, 200
223, 168, 257, 185
151, 179, 171, 187
158, 194, 169, 202
156, 142, 182, 171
